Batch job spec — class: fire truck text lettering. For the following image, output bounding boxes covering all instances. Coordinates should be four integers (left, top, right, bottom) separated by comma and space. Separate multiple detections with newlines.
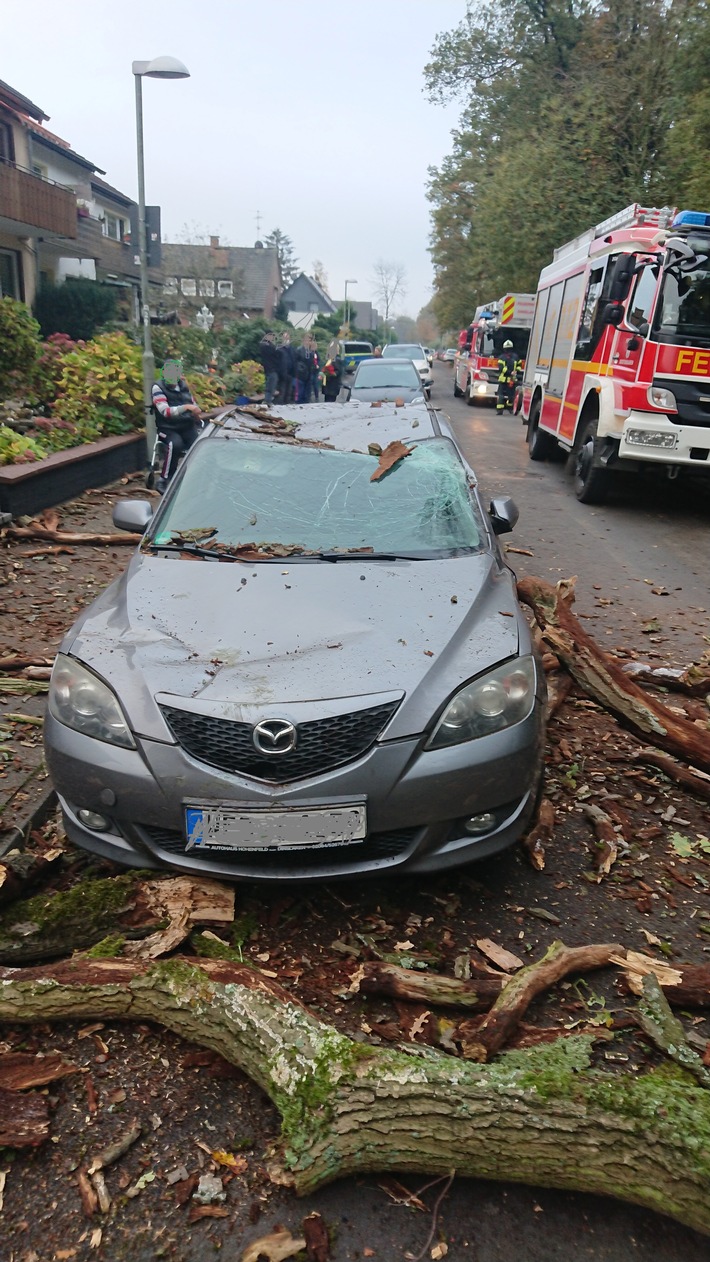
675, 349, 710, 374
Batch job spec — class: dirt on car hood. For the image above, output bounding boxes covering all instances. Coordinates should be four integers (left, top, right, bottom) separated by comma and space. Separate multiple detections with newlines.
63, 552, 522, 741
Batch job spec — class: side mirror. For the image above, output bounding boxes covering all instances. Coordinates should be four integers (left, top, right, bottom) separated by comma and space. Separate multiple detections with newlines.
602, 302, 624, 327
113, 500, 153, 533
341, 385, 352, 401
489, 496, 519, 535
609, 253, 635, 302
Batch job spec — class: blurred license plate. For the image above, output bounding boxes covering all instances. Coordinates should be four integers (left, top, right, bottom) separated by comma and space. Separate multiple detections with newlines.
184, 802, 367, 851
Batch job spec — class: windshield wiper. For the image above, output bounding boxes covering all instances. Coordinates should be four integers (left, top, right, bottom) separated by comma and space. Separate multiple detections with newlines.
314, 551, 430, 562
144, 542, 231, 560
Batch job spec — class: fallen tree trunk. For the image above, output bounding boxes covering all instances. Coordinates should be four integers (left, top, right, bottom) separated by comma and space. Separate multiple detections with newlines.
1, 955, 709, 1234
517, 576, 710, 773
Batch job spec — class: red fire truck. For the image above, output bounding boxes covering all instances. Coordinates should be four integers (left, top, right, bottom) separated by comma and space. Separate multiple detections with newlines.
455, 293, 535, 406
521, 204, 710, 502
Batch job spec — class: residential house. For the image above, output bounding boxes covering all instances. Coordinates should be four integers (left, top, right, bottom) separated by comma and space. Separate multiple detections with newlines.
351, 300, 379, 332
0, 79, 76, 305
160, 237, 281, 324
281, 272, 336, 329
0, 77, 160, 321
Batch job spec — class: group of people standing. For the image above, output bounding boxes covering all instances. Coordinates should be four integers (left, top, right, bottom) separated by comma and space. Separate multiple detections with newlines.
259, 331, 344, 407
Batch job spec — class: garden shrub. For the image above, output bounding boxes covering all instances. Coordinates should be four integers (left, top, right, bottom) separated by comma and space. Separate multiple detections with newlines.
223, 360, 265, 398
34, 278, 116, 342
25, 333, 79, 410
51, 332, 143, 441
0, 298, 42, 398
152, 327, 215, 371
185, 372, 227, 411
0, 424, 48, 466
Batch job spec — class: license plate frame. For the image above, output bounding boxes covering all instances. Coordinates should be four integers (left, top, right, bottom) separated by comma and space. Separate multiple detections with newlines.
184, 799, 367, 851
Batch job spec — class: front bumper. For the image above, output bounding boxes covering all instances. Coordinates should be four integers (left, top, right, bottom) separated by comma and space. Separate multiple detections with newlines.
617, 411, 710, 467
45, 702, 545, 882
469, 379, 497, 401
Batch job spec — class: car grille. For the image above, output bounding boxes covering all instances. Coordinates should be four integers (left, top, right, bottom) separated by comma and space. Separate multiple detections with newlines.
160, 700, 400, 782
138, 824, 418, 869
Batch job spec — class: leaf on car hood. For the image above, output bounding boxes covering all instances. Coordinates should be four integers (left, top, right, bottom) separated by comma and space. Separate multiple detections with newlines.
370, 440, 415, 482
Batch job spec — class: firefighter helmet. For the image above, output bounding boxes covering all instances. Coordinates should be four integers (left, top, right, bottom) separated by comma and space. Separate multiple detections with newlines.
503, 340, 514, 349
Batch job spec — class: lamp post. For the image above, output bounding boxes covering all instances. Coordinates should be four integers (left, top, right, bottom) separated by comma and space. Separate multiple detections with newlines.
344, 278, 357, 332
132, 55, 190, 452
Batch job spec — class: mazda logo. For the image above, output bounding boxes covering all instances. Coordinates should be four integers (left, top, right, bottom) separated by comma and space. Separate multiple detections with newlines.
252, 718, 297, 756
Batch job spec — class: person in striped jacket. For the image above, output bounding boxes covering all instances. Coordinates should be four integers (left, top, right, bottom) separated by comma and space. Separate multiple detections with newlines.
151, 359, 202, 488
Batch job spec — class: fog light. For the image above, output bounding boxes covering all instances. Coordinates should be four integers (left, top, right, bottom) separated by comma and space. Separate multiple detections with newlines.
464, 812, 495, 835
77, 809, 110, 832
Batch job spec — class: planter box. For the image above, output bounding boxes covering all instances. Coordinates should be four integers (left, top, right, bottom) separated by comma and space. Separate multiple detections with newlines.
0, 432, 147, 519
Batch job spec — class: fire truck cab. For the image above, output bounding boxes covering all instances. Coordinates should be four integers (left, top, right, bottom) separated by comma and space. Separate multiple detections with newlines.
522, 204, 710, 502
455, 293, 535, 406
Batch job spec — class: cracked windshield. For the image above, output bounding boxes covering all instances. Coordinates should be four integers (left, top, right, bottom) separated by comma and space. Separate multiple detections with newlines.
151, 436, 481, 556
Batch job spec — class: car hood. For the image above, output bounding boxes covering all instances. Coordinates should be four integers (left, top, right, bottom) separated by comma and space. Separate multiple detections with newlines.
64, 552, 522, 742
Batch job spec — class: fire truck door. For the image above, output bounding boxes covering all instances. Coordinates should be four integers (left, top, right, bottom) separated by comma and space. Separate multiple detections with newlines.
611, 264, 659, 386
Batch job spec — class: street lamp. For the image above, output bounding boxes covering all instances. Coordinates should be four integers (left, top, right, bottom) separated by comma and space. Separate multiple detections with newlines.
344, 278, 357, 331
132, 55, 190, 452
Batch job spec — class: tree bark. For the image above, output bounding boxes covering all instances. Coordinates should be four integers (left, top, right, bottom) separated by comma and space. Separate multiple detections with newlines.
517, 576, 710, 773
1, 956, 709, 1235
5, 524, 140, 547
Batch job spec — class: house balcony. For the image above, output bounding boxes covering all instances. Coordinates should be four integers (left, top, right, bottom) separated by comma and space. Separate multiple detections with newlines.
0, 161, 77, 239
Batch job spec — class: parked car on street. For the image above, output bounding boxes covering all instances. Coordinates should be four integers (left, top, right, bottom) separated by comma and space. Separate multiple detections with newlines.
45, 401, 545, 883
339, 340, 374, 373
382, 343, 433, 394
342, 357, 425, 404
423, 347, 434, 366
443, 348, 457, 363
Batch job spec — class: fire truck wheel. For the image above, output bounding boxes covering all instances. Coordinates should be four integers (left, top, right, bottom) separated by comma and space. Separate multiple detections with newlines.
573, 417, 610, 504
453, 373, 463, 398
527, 404, 556, 462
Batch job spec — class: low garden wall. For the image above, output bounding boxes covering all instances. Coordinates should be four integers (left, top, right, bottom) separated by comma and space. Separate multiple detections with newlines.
0, 432, 147, 519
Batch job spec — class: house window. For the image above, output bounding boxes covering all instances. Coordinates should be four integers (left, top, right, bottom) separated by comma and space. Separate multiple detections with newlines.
199, 279, 215, 297
181, 278, 197, 296
285, 301, 296, 312
0, 121, 14, 165
217, 280, 233, 298
102, 212, 125, 241
0, 250, 21, 300
163, 277, 178, 295
309, 301, 319, 312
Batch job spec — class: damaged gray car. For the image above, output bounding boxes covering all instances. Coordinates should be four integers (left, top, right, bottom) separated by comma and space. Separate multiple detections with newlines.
44, 400, 545, 881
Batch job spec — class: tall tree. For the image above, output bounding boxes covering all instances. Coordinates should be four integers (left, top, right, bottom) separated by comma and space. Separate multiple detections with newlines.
372, 260, 407, 321
264, 229, 299, 287
424, 0, 703, 331
311, 260, 330, 293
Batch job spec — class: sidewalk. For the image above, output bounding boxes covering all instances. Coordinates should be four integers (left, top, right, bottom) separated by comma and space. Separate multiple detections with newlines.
0, 475, 151, 841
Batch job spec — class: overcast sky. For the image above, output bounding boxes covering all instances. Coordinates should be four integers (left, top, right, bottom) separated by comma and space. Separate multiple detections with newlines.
5, 0, 465, 318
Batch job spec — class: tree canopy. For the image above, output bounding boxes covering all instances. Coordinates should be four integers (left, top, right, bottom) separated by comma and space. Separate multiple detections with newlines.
264, 228, 299, 287
426, 0, 710, 331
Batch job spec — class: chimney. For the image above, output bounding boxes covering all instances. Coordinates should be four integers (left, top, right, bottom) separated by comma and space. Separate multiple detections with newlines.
209, 235, 219, 249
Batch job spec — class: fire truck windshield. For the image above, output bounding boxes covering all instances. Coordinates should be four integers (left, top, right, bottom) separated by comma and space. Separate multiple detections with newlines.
653, 256, 710, 348
480, 327, 530, 359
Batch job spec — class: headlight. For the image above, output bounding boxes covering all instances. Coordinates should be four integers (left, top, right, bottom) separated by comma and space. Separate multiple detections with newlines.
426, 657, 537, 750
647, 385, 677, 412
48, 654, 135, 749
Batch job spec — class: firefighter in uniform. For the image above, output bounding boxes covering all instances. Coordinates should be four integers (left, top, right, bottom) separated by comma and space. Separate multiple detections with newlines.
496, 340, 517, 413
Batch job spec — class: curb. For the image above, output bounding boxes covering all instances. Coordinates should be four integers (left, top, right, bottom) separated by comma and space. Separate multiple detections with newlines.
0, 785, 58, 858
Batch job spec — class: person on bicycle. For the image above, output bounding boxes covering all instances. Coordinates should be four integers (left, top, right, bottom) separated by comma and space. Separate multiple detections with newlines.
151, 359, 202, 489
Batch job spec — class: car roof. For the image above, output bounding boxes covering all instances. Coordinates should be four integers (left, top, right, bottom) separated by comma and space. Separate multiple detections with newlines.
208, 400, 439, 452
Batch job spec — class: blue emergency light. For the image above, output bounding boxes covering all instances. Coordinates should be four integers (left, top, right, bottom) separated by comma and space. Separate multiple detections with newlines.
672, 210, 710, 228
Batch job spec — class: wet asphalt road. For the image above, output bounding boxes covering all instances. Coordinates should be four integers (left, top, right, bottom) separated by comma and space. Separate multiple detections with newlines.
258, 369, 710, 1261
437, 361, 710, 666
